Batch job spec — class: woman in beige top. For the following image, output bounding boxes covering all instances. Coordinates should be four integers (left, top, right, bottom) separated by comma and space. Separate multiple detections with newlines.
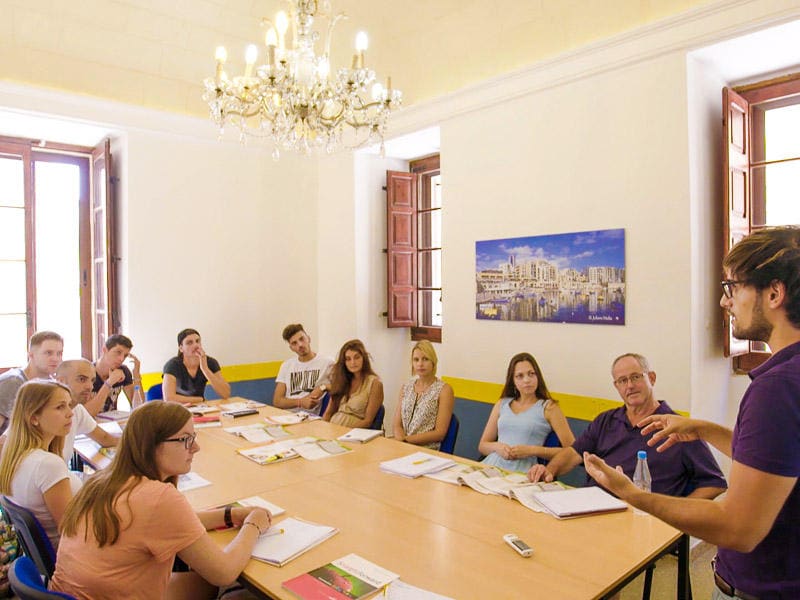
322, 340, 384, 429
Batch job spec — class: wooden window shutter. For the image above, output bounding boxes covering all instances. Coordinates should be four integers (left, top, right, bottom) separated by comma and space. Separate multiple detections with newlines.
722, 87, 750, 358
91, 139, 119, 354
386, 170, 417, 327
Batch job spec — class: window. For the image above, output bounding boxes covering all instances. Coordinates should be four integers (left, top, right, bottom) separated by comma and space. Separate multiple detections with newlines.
723, 75, 800, 372
386, 155, 442, 342
0, 136, 117, 368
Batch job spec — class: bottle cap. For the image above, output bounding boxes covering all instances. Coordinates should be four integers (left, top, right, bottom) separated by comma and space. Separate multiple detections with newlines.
637, 450, 647, 459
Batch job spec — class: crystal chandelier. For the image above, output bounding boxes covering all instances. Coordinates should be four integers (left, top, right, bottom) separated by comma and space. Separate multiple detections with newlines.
203, 0, 402, 158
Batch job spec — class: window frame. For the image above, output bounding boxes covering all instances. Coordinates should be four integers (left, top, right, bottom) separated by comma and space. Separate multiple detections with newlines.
723, 74, 800, 373
385, 154, 442, 343
0, 135, 117, 368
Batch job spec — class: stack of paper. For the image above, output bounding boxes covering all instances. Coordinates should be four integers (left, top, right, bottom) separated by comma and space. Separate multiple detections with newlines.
385, 580, 455, 600
379, 452, 455, 478
337, 428, 383, 444
527, 486, 628, 519
188, 405, 219, 415
251, 517, 338, 566
422, 463, 477, 485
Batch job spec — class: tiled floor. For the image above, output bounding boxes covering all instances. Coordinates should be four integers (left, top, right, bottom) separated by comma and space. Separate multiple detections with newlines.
619, 541, 716, 600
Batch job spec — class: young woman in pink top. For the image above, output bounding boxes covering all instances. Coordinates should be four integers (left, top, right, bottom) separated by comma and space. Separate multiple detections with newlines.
50, 402, 270, 600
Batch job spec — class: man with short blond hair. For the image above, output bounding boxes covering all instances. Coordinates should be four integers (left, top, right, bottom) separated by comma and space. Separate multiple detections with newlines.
0, 331, 63, 434
529, 352, 726, 500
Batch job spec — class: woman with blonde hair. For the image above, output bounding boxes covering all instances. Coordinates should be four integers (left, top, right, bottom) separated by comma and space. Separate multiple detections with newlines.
50, 401, 270, 600
322, 339, 384, 428
0, 380, 80, 548
392, 341, 454, 450
479, 352, 574, 473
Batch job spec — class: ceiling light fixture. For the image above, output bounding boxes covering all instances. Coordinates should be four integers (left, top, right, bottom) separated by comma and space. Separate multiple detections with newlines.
203, 0, 402, 159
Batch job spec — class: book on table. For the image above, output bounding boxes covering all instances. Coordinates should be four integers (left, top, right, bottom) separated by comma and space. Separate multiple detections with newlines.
524, 485, 629, 519
177, 472, 212, 493
379, 452, 455, 478
237, 437, 317, 465
336, 428, 383, 444
96, 409, 130, 421
251, 517, 338, 567
282, 553, 398, 600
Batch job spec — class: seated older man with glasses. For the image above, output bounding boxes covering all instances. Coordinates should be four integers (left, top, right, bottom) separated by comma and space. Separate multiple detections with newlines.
528, 353, 727, 500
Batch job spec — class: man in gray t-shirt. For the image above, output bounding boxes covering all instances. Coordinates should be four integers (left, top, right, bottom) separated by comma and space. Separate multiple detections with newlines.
0, 331, 63, 434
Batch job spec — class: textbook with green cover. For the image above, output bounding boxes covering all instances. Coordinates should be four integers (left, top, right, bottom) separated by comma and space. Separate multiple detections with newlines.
283, 553, 398, 599
237, 437, 316, 465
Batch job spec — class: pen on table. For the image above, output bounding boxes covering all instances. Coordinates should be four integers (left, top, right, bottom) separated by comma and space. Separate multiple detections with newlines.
262, 528, 284, 538
412, 457, 432, 465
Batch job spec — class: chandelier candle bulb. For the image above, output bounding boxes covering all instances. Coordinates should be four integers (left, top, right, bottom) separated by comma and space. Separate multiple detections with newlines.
275, 10, 289, 50
214, 46, 227, 86
265, 28, 277, 66
244, 44, 258, 78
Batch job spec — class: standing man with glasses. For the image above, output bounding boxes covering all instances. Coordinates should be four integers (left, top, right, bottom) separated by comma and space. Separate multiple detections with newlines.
528, 353, 727, 499
585, 227, 800, 599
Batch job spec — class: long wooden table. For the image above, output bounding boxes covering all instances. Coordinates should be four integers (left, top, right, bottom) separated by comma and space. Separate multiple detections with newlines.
77, 400, 689, 599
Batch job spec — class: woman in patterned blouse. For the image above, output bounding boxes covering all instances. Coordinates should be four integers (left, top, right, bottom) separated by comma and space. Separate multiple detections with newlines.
392, 341, 454, 451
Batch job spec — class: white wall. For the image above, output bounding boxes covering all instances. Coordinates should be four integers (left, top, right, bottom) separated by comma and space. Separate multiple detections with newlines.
0, 83, 319, 378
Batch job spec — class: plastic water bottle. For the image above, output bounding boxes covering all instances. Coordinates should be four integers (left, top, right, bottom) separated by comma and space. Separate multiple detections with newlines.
632, 450, 651, 514
131, 385, 144, 410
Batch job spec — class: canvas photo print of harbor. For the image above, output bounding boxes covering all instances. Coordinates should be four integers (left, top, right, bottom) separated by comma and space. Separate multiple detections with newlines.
476, 228, 625, 325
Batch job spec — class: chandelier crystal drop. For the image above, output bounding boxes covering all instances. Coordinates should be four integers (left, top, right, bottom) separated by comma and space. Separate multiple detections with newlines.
203, 0, 402, 158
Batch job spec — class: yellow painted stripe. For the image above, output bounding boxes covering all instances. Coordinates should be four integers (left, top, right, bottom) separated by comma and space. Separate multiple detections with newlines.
442, 376, 688, 420
140, 361, 282, 391
141, 366, 688, 420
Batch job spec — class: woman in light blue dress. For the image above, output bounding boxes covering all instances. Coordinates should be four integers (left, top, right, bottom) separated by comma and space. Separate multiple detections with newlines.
479, 353, 574, 473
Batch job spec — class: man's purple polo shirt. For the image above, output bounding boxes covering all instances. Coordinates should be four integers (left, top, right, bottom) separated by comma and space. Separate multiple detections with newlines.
715, 341, 800, 599
572, 400, 727, 497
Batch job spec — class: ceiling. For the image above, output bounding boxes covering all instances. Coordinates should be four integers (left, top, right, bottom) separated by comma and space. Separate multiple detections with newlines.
1, 0, 719, 118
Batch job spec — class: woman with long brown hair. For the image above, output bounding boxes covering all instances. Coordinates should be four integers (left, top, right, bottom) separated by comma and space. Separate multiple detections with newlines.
50, 402, 270, 600
322, 339, 384, 428
478, 352, 574, 473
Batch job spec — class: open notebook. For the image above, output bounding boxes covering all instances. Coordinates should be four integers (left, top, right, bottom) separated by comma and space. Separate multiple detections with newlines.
251, 517, 338, 566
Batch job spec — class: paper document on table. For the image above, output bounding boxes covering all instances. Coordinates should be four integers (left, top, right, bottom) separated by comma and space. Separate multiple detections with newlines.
96, 410, 130, 421
218, 400, 262, 411
251, 517, 338, 567
457, 467, 507, 494
379, 452, 455, 478
224, 423, 291, 443
337, 428, 383, 444
236, 495, 286, 517
265, 411, 321, 425
97, 421, 123, 435
177, 472, 212, 492
188, 404, 220, 415
293, 439, 352, 460
472, 472, 538, 496
384, 580, 455, 600
529, 486, 628, 519
423, 463, 478, 485
237, 437, 317, 465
